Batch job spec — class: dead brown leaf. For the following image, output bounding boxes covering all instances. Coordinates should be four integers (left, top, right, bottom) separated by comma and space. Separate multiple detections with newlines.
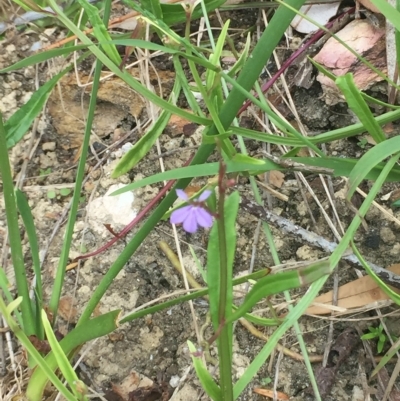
306, 264, 400, 315
58, 295, 79, 322
268, 170, 285, 188
253, 387, 289, 400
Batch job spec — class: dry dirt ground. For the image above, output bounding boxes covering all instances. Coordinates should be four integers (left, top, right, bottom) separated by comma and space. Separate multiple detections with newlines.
1, 7, 400, 401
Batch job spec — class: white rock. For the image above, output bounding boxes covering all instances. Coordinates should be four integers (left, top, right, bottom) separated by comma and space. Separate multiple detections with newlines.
169, 375, 180, 388
291, 2, 341, 34
86, 184, 137, 236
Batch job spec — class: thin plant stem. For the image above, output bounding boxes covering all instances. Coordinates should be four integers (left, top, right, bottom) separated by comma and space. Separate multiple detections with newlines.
0, 113, 35, 335
216, 164, 233, 401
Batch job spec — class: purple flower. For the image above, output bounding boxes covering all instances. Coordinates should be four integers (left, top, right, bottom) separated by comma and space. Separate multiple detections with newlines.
170, 189, 213, 233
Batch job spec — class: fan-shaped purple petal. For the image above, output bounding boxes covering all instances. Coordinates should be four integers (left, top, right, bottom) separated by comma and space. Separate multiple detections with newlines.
176, 189, 189, 200
195, 208, 213, 228
198, 190, 212, 202
182, 210, 198, 233
170, 205, 192, 224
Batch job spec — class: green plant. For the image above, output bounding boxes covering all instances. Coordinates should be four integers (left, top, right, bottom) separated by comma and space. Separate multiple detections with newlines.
39, 167, 52, 176
357, 137, 368, 149
46, 187, 72, 199
1, 0, 400, 399
361, 323, 398, 354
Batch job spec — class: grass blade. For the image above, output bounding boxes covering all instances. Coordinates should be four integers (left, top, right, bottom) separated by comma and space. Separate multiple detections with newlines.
336, 73, 386, 143
15, 190, 42, 301
227, 259, 331, 324
75, 0, 121, 65
16, 189, 43, 338
0, 45, 87, 73
346, 137, 400, 199
0, 297, 77, 401
352, 244, 400, 305
41, 310, 88, 400
0, 114, 35, 335
111, 79, 181, 178
207, 191, 239, 354
5, 65, 72, 148
111, 158, 280, 195
188, 340, 221, 400
292, 156, 400, 182
27, 310, 120, 401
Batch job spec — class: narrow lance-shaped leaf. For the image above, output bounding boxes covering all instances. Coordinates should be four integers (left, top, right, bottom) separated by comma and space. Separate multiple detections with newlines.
26, 310, 120, 401
207, 191, 239, 351
226, 259, 332, 323
111, 158, 281, 195
346, 136, 400, 199
336, 73, 386, 144
41, 310, 88, 400
0, 46, 88, 73
187, 340, 221, 401
5, 64, 72, 148
111, 79, 181, 178
76, 0, 121, 65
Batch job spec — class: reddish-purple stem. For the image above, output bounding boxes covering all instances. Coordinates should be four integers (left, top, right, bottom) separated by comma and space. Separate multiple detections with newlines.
237, 7, 355, 116
74, 156, 193, 261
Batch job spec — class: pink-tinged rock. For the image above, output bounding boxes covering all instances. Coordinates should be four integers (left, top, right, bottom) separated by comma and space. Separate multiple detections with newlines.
313, 19, 387, 104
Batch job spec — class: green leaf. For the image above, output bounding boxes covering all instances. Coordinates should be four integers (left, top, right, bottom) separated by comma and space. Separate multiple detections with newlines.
5, 66, 71, 148
336, 73, 385, 144
112, 78, 181, 178
227, 259, 331, 323
41, 310, 88, 400
0, 46, 87, 73
207, 191, 239, 348
206, 20, 229, 91
6, 297, 23, 316
76, 0, 121, 65
308, 57, 336, 81
140, 0, 163, 20
0, 268, 15, 304
231, 153, 267, 165
352, 244, 400, 305
59, 188, 71, 196
227, 33, 251, 78
346, 137, 400, 199
27, 310, 120, 401
361, 333, 377, 340
47, 190, 56, 199
110, 158, 281, 195
0, 298, 77, 401
15, 189, 43, 336
371, 337, 400, 378
187, 340, 221, 400
110, 39, 219, 70
291, 156, 400, 183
